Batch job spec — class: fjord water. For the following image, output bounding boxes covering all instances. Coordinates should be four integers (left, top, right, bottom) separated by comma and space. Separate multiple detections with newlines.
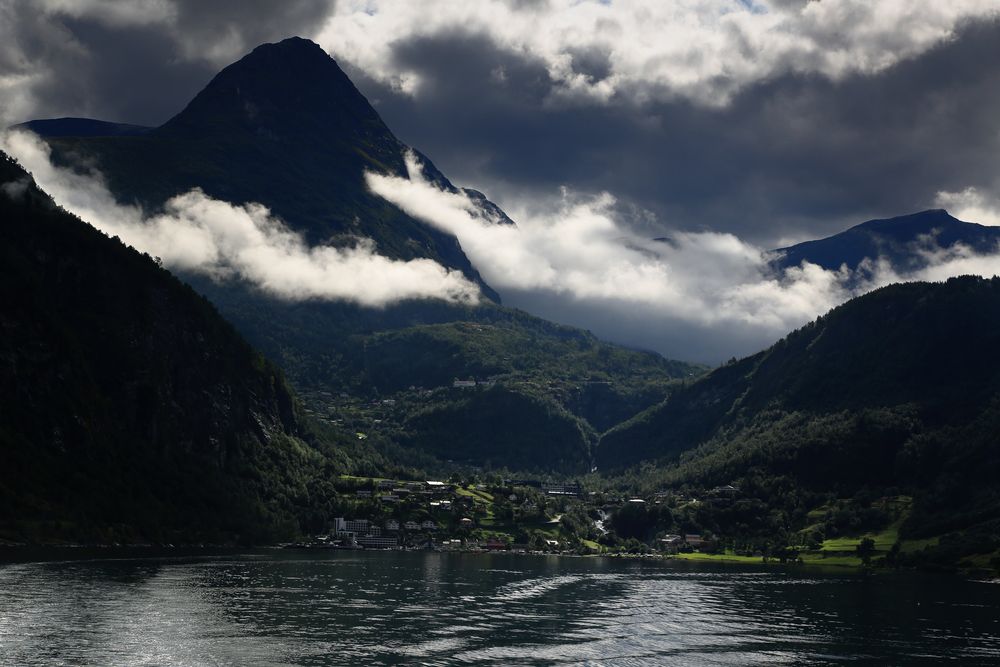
1, 551, 998, 666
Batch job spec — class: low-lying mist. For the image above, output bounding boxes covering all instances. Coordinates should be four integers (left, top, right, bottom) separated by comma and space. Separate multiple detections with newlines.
1, 130, 481, 308
367, 151, 1000, 362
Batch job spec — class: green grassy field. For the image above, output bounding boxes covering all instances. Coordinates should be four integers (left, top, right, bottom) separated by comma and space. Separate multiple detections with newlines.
674, 551, 765, 564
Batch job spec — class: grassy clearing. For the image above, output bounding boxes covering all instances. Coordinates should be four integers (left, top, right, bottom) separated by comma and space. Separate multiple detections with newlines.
338, 474, 389, 482
899, 536, 940, 553
672, 551, 865, 568
799, 553, 863, 567
467, 487, 494, 502
674, 551, 764, 564
456, 487, 491, 504
820, 518, 902, 553
958, 551, 1000, 569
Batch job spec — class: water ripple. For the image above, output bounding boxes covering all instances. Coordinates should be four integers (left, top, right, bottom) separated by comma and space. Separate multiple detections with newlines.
1, 552, 998, 666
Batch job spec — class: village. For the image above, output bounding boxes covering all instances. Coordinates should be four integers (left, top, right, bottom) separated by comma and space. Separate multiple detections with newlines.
287, 475, 738, 558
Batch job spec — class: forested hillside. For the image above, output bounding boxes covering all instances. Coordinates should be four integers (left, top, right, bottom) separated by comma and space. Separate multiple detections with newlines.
599, 277, 1000, 567
0, 152, 383, 545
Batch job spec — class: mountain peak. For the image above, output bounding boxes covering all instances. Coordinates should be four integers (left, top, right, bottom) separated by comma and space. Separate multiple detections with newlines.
847, 208, 961, 234
156, 36, 387, 140
773, 208, 1000, 273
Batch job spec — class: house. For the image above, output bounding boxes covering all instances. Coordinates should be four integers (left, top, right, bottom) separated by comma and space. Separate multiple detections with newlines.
627, 498, 646, 505
334, 518, 378, 535
379, 494, 399, 503
404, 521, 421, 531
485, 537, 508, 551
544, 483, 583, 497
357, 534, 398, 549
421, 520, 439, 531
684, 534, 707, 549
385, 519, 400, 532
453, 379, 476, 388
709, 485, 739, 500
459, 517, 474, 527
356, 489, 372, 498
378, 480, 395, 490
658, 535, 683, 552
426, 481, 451, 497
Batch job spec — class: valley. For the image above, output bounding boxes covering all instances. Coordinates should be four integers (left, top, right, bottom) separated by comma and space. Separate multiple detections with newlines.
2, 36, 999, 576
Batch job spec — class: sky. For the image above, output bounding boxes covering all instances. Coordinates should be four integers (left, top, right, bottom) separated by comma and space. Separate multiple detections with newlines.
3, 0, 1000, 362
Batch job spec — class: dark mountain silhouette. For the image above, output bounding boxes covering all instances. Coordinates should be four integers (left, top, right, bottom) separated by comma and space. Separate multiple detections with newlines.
772, 209, 1000, 275
0, 151, 368, 545
18, 37, 702, 473
36, 36, 501, 300
15, 117, 152, 137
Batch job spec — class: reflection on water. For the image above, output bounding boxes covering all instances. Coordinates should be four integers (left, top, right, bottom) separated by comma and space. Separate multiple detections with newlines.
1, 550, 999, 665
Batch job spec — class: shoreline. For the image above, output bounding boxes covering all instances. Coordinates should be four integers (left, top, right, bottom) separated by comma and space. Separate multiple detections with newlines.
0, 541, 933, 574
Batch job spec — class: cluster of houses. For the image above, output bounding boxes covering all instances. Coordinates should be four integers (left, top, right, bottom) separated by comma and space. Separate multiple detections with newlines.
503, 479, 584, 497
328, 516, 542, 552
452, 377, 498, 389
356, 479, 455, 505
657, 534, 711, 553
331, 516, 448, 549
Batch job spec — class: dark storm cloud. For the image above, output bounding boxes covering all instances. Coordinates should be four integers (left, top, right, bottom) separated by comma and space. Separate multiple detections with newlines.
6, 1, 1000, 362
350, 17, 1000, 245
0, 0, 335, 126
21, 18, 212, 125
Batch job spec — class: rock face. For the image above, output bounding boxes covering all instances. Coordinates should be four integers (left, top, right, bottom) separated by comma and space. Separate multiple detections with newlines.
0, 152, 330, 545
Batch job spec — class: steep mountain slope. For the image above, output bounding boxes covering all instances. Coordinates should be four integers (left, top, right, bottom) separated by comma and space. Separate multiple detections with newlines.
601, 277, 1000, 468
0, 152, 367, 544
24, 36, 703, 472
773, 209, 1000, 274
39, 36, 499, 299
599, 277, 1000, 565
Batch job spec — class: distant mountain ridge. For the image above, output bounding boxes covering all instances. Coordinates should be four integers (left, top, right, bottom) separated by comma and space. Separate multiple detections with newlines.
16, 117, 152, 137
772, 209, 1000, 275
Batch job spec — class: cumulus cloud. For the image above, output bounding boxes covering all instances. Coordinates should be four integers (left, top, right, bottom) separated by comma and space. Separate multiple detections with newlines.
318, 0, 1000, 107
367, 151, 1000, 361
935, 187, 1000, 227
1, 130, 480, 307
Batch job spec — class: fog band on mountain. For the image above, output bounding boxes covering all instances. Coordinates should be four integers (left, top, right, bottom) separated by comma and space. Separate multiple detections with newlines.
368, 150, 1000, 361
1, 130, 480, 307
